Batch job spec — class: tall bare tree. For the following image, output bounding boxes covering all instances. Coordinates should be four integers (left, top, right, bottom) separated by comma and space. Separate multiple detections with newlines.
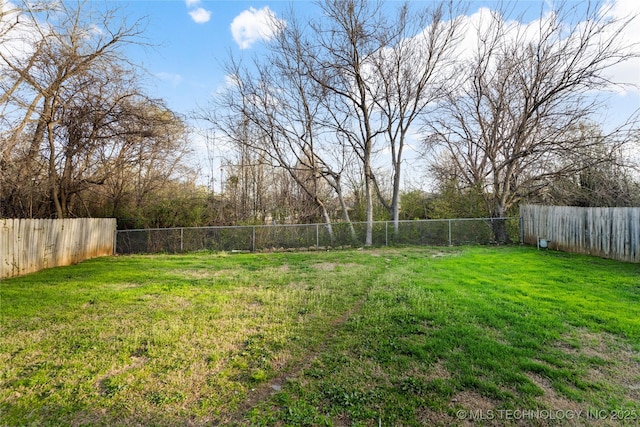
302, 0, 387, 246
369, 1, 462, 236
293, 0, 465, 244
425, 1, 639, 242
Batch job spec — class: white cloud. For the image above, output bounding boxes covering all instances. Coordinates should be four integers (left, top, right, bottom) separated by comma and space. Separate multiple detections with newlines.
184, 0, 211, 24
449, 0, 640, 95
599, 0, 640, 91
156, 72, 183, 86
0, 2, 41, 64
224, 73, 241, 88
230, 6, 284, 49
189, 7, 211, 24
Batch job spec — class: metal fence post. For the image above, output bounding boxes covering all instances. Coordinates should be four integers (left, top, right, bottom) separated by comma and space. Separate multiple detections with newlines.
316, 224, 319, 249
252, 226, 256, 252
519, 216, 524, 244
385, 221, 388, 246
448, 219, 452, 246
180, 228, 184, 252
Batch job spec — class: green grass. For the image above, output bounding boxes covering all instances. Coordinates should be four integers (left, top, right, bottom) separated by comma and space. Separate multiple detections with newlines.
1, 246, 639, 426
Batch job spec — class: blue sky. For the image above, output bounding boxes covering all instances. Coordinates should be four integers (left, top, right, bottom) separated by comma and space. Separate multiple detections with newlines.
124, 1, 290, 116
121, 0, 640, 126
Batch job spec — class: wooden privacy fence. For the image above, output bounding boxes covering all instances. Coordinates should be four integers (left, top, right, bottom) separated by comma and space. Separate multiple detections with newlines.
520, 205, 640, 263
0, 218, 116, 279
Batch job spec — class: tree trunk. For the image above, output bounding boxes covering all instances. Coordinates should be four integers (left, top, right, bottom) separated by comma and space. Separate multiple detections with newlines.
392, 159, 402, 239
43, 115, 65, 219
318, 199, 334, 244
491, 202, 511, 244
364, 160, 374, 247
328, 174, 358, 244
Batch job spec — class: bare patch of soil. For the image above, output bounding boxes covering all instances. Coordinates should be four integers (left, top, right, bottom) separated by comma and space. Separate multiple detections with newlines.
312, 262, 360, 271
555, 329, 640, 404
450, 390, 503, 426
525, 372, 584, 413
417, 406, 459, 426
312, 262, 339, 271
95, 355, 148, 394
427, 360, 453, 381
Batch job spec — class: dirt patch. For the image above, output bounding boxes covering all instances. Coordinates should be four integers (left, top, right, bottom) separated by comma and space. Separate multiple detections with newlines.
367, 248, 401, 257
311, 262, 360, 272
285, 281, 315, 291
170, 295, 193, 309
416, 406, 458, 426
451, 390, 498, 412
95, 355, 148, 394
312, 262, 338, 271
430, 251, 452, 258
276, 264, 289, 273
449, 390, 503, 426
554, 329, 640, 404
367, 248, 462, 257
427, 360, 452, 381
526, 372, 585, 413
405, 359, 451, 383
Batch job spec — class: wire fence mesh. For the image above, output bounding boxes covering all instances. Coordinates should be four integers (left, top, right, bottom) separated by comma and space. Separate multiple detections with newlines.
114, 217, 521, 254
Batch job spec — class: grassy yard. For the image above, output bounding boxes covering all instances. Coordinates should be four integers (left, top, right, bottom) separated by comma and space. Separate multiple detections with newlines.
1, 246, 639, 426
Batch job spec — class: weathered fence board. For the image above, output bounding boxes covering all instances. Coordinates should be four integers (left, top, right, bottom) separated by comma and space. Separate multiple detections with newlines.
520, 205, 640, 263
0, 218, 116, 279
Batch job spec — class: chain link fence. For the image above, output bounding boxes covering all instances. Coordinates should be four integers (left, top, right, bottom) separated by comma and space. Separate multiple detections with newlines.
114, 217, 521, 254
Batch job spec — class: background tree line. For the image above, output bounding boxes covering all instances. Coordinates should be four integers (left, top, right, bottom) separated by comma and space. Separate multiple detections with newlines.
0, 1, 195, 227
2, 0, 638, 241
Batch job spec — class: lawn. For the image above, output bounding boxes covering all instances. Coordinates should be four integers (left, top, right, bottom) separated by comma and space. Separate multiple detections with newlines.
1, 246, 639, 426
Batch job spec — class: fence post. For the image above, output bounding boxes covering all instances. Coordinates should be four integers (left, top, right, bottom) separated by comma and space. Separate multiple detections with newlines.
385, 221, 388, 246
180, 228, 184, 252
519, 216, 524, 244
316, 224, 319, 250
113, 229, 118, 255
252, 226, 256, 252
448, 219, 452, 246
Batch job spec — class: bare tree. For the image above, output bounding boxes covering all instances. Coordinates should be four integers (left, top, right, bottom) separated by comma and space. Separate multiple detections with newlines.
370, 2, 462, 236
425, 1, 639, 242
301, 0, 388, 246
0, 0, 150, 218
544, 124, 640, 207
92, 98, 193, 220
0, 0, 199, 224
207, 15, 358, 240
297, 0, 465, 244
